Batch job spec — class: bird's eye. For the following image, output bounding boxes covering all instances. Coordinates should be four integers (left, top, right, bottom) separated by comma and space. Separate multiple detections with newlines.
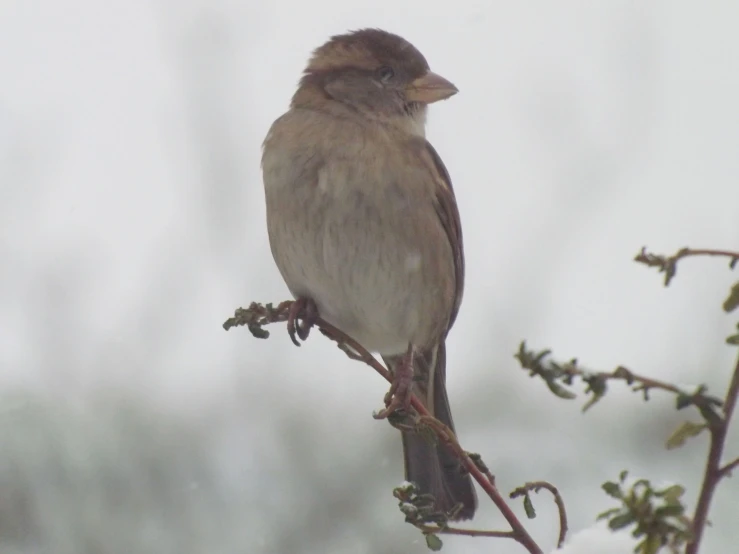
377, 66, 395, 83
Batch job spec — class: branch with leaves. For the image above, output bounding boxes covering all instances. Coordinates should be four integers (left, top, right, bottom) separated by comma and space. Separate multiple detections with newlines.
510, 481, 568, 548
636, 246, 739, 554
515, 342, 724, 417
599, 472, 692, 554
517, 245, 739, 554
223, 301, 565, 553
227, 245, 737, 552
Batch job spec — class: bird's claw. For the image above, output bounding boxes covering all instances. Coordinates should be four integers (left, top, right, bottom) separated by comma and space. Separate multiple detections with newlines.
286, 297, 318, 346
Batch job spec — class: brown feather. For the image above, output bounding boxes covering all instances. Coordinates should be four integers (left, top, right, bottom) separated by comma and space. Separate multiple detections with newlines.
305, 28, 429, 76
413, 139, 465, 330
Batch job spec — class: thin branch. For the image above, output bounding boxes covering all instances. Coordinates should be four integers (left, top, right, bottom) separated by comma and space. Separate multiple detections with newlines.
686, 351, 739, 554
417, 526, 515, 539
655, 248, 739, 261
224, 301, 546, 554
634, 246, 739, 287
417, 415, 543, 552
574, 365, 687, 396
516, 343, 723, 416
510, 481, 568, 548
718, 456, 739, 479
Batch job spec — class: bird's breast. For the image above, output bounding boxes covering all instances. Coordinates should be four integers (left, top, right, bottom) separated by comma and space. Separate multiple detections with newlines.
263, 112, 454, 354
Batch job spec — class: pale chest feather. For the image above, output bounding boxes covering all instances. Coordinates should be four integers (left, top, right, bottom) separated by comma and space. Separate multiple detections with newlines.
261, 109, 455, 353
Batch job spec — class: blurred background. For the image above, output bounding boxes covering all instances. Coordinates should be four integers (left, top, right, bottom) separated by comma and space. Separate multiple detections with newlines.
1, 1, 738, 553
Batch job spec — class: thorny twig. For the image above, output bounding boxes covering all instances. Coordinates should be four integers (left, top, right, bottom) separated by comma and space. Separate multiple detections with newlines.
634, 246, 739, 287
224, 301, 552, 553
515, 343, 724, 417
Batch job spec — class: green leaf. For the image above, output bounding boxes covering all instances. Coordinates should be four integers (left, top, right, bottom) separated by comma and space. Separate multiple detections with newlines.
675, 393, 692, 410
723, 282, 739, 312
602, 481, 623, 499
656, 484, 685, 504
545, 378, 577, 399
597, 507, 622, 521
425, 534, 443, 551
619, 470, 629, 483
609, 512, 636, 530
523, 493, 536, 518
640, 533, 663, 554
665, 421, 707, 450
582, 392, 604, 412
585, 374, 608, 396
698, 404, 724, 426
655, 504, 685, 518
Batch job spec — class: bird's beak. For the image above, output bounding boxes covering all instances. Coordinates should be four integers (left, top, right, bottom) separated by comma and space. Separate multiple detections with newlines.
405, 71, 458, 104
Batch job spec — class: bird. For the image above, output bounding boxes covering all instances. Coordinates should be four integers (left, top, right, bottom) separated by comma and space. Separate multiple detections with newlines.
261, 28, 477, 520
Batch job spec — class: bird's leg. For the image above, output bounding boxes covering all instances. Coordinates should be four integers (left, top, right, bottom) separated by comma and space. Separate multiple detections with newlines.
286, 297, 318, 346
375, 343, 415, 419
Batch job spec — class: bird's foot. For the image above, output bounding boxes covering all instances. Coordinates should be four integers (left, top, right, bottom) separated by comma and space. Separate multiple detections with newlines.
287, 297, 318, 346
375, 345, 414, 419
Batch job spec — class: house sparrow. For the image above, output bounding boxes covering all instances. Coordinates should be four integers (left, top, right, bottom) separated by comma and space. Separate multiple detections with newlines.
261, 28, 477, 520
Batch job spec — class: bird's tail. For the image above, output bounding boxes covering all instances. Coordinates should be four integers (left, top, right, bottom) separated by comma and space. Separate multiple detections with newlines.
383, 341, 477, 520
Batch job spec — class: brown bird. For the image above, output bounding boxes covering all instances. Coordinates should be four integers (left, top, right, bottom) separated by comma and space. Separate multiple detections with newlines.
261, 28, 477, 520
